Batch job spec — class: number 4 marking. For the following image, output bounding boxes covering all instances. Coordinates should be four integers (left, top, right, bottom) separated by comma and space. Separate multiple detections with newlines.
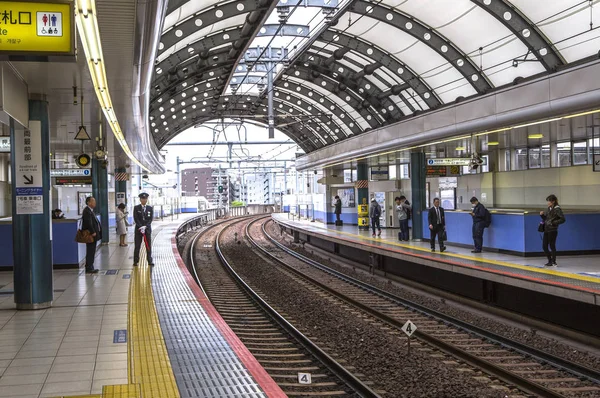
401, 320, 417, 337
298, 373, 312, 384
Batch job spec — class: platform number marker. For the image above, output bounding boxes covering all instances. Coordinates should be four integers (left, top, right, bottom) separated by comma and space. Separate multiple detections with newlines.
401, 320, 417, 337
298, 373, 312, 384
401, 320, 417, 357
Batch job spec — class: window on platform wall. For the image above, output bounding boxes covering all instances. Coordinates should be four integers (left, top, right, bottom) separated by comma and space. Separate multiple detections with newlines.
504, 149, 511, 172
399, 164, 410, 179
541, 145, 551, 168
513, 148, 528, 170
528, 147, 541, 169
481, 155, 490, 173
573, 140, 588, 165
352, 169, 357, 182
389, 165, 397, 180
344, 169, 352, 183
590, 137, 600, 164
557, 142, 572, 166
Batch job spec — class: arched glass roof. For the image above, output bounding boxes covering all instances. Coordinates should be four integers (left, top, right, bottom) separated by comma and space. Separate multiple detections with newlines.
150, 0, 600, 153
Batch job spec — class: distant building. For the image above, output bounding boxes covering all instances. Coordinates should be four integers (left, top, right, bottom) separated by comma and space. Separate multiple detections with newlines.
181, 167, 233, 207
233, 180, 247, 204
246, 173, 273, 204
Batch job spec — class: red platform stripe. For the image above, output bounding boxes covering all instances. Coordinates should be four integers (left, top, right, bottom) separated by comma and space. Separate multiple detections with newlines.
170, 237, 287, 398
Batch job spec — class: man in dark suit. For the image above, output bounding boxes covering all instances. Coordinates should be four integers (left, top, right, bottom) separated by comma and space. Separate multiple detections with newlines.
81, 196, 101, 274
133, 193, 154, 266
427, 198, 446, 253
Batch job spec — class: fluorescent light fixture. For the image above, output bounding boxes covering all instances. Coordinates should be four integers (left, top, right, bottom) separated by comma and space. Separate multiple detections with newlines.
455, 146, 466, 151
487, 141, 499, 146
74, 0, 147, 170
528, 134, 544, 139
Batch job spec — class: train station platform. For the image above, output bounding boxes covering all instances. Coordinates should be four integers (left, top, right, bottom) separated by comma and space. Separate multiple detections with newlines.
0, 216, 284, 398
272, 213, 600, 337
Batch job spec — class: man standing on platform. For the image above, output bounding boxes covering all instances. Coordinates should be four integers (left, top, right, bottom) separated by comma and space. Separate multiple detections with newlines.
428, 198, 446, 253
133, 193, 154, 267
334, 195, 342, 224
470, 197, 490, 253
82, 196, 101, 274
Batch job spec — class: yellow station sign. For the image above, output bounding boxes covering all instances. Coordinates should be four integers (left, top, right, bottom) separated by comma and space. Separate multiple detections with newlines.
0, 1, 73, 55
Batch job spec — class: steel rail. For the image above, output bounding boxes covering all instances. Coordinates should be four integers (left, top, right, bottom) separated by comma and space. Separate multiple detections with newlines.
251, 218, 600, 398
212, 216, 381, 398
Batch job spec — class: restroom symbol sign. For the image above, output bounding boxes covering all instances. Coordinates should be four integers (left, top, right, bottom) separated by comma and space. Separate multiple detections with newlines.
36, 12, 62, 36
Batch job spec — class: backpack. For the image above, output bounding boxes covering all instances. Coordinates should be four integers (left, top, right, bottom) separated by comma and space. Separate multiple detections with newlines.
483, 207, 492, 228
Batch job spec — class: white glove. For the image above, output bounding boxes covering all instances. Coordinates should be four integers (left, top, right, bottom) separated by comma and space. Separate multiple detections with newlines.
138, 226, 146, 234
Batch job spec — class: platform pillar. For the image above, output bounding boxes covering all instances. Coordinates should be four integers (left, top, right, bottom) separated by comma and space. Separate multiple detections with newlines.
92, 158, 109, 244
410, 152, 426, 240
356, 162, 369, 230
11, 98, 53, 309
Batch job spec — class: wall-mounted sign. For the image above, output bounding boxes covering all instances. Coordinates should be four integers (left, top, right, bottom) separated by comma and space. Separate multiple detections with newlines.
370, 166, 389, 181
15, 121, 43, 214
426, 166, 447, 177
0, 1, 74, 57
54, 176, 92, 185
427, 158, 487, 166
0, 136, 9, 152
51, 168, 91, 177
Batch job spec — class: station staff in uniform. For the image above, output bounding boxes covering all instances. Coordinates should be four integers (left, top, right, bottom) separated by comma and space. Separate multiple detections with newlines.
133, 193, 154, 266
428, 198, 446, 253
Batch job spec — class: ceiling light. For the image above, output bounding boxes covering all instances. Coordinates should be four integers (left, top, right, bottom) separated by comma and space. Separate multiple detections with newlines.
455, 146, 466, 151
75, 0, 146, 170
487, 141, 499, 146
528, 134, 543, 139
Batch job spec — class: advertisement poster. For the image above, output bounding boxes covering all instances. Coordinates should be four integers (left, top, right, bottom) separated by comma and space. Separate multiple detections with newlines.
335, 188, 355, 207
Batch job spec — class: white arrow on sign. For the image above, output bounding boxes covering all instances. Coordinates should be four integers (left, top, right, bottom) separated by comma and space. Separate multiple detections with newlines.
401, 320, 417, 337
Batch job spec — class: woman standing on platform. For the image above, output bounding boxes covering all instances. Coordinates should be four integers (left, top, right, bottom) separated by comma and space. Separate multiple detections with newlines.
116, 203, 129, 247
540, 194, 566, 267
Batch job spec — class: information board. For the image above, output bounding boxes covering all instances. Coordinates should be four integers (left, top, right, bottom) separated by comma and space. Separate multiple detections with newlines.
14, 121, 43, 215
0, 1, 74, 56
426, 165, 447, 177
51, 168, 91, 177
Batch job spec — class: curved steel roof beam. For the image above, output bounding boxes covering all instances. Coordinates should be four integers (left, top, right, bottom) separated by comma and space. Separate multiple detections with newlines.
172, 113, 316, 152
320, 30, 441, 109
159, 2, 260, 58
470, 0, 564, 70
154, 28, 242, 80
153, 50, 234, 101
290, 65, 384, 128
351, 0, 493, 94
157, 94, 336, 148
272, 79, 363, 136
299, 52, 404, 121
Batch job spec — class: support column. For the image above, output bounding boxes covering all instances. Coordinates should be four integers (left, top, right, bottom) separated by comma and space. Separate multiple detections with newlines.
410, 152, 426, 240
11, 98, 52, 309
356, 162, 369, 230
92, 158, 109, 243
115, 167, 127, 205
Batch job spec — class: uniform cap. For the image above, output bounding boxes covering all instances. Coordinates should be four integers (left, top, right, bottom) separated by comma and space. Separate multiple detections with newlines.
139, 193, 149, 199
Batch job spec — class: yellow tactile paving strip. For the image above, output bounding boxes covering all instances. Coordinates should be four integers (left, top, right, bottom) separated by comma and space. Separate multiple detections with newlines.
124, 249, 179, 398
52, 250, 179, 398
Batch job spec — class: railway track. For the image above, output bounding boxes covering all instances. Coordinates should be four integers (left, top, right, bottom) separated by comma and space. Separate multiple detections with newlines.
189, 217, 380, 397
241, 216, 600, 398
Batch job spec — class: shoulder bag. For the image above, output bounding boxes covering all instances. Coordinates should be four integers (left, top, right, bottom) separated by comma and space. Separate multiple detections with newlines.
75, 218, 95, 244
